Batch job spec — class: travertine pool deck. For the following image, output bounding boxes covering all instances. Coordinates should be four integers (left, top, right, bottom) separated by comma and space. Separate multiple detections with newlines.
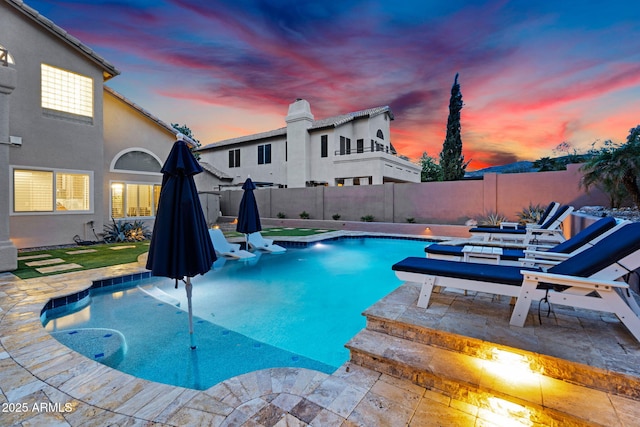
2, 233, 640, 426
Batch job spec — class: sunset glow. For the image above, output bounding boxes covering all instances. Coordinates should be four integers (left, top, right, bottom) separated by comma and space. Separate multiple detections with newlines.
27, 0, 640, 170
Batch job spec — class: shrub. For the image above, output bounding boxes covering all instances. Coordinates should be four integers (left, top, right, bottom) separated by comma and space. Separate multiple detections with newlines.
299, 211, 310, 219
332, 214, 341, 220
517, 203, 545, 225
277, 212, 286, 219
406, 217, 416, 223
360, 215, 375, 222
103, 219, 151, 243
477, 212, 508, 226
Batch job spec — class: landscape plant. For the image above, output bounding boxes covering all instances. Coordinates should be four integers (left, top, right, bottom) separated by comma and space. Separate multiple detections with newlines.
581, 125, 640, 208
103, 219, 151, 243
517, 203, 545, 224
299, 211, 310, 219
277, 212, 286, 219
360, 215, 375, 222
477, 211, 508, 226
332, 214, 341, 220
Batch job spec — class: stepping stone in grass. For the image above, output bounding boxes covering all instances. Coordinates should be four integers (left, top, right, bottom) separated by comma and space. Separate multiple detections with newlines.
25, 258, 66, 267
36, 263, 83, 274
18, 254, 52, 261
66, 249, 98, 255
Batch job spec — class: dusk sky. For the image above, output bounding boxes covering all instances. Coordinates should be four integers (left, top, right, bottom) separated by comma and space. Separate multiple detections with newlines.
27, 0, 640, 170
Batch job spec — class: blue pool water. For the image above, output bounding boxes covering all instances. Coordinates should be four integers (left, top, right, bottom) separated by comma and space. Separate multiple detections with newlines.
43, 237, 427, 389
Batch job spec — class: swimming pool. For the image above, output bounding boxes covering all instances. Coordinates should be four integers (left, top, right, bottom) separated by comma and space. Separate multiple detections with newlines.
42, 237, 428, 390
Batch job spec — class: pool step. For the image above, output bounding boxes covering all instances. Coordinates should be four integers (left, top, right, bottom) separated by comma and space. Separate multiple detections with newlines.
346, 329, 611, 426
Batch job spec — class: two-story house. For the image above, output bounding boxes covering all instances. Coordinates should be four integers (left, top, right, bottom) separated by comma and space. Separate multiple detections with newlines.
0, 0, 179, 270
198, 99, 421, 189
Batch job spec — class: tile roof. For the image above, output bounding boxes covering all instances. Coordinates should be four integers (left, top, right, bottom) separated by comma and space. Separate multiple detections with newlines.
199, 161, 233, 180
199, 105, 392, 151
5, 0, 120, 80
311, 105, 393, 129
199, 127, 287, 151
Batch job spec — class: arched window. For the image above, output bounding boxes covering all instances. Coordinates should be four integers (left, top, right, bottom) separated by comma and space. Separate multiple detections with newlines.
111, 148, 162, 174
376, 129, 384, 140
0, 43, 15, 65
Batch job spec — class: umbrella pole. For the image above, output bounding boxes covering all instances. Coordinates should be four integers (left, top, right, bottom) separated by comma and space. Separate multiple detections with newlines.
185, 276, 196, 350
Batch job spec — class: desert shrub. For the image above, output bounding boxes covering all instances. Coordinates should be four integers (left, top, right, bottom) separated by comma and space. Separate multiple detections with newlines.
299, 211, 310, 219
277, 212, 286, 219
517, 203, 545, 224
477, 212, 508, 226
360, 215, 375, 222
332, 214, 341, 220
103, 219, 151, 243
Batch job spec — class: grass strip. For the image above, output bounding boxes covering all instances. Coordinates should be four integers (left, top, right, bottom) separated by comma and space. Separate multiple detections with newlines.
15, 242, 150, 280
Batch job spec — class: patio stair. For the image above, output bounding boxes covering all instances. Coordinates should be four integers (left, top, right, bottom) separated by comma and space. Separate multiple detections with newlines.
345, 309, 640, 426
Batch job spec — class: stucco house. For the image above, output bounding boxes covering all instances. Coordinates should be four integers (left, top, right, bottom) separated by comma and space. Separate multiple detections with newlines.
0, 0, 179, 270
198, 99, 421, 189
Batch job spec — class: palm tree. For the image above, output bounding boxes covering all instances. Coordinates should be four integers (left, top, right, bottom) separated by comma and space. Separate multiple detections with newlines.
533, 157, 559, 172
581, 126, 640, 207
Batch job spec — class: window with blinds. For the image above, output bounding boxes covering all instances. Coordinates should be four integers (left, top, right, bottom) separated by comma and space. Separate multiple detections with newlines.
13, 169, 91, 213
41, 64, 93, 118
13, 170, 53, 212
110, 182, 161, 218
56, 173, 90, 211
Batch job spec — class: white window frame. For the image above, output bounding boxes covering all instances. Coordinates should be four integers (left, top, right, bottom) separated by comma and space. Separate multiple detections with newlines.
109, 180, 162, 219
41, 63, 94, 121
110, 147, 163, 176
10, 165, 94, 216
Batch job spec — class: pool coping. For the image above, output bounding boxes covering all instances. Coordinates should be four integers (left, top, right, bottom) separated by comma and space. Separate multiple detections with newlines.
0, 232, 445, 425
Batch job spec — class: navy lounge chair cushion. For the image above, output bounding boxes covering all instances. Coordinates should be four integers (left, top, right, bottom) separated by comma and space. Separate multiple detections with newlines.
550, 216, 617, 254
537, 202, 557, 225
392, 257, 540, 286
428, 216, 619, 261
549, 222, 640, 277
469, 205, 571, 234
468, 226, 527, 234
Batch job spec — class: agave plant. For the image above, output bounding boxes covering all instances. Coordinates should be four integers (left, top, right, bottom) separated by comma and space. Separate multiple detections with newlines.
517, 203, 545, 225
104, 219, 151, 243
478, 211, 509, 226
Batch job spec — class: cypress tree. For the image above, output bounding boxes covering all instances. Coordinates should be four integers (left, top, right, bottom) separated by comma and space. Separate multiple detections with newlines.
439, 73, 468, 180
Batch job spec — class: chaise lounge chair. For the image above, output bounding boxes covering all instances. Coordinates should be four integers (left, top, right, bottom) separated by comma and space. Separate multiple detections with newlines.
247, 232, 287, 253
392, 222, 640, 342
498, 201, 560, 230
208, 228, 256, 259
468, 205, 574, 245
473, 201, 560, 231
426, 216, 625, 266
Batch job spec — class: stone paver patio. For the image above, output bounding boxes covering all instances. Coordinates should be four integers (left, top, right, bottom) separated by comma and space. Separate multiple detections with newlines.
2, 232, 640, 426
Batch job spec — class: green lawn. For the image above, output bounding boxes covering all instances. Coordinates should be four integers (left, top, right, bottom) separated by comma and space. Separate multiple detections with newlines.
15, 242, 150, 280
13, 228, 332, 279
224, 227, 332, 238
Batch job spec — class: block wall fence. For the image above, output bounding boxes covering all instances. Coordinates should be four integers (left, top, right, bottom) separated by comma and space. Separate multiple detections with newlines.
218, 164, 611, 225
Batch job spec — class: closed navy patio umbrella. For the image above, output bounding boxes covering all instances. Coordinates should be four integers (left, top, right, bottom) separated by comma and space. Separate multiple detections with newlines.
146, 138, 216, 349
236, 177, 262, 249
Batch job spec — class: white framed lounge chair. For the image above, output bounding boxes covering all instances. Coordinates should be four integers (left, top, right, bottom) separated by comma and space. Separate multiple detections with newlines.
247, 232, 286, 253
393, 222, 640, 342
426, 216, 626, 267
499, 201, 560, 230
209, 228, 256, 259
468, 205, 574, 245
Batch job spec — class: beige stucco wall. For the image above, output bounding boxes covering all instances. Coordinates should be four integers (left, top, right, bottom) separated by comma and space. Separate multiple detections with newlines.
219, 164, 610, 224
2, 4, 107, 248
102, 90, 175, 229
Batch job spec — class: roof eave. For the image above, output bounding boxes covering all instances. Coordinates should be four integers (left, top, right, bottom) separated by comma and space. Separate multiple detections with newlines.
6, 0, 121, 80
